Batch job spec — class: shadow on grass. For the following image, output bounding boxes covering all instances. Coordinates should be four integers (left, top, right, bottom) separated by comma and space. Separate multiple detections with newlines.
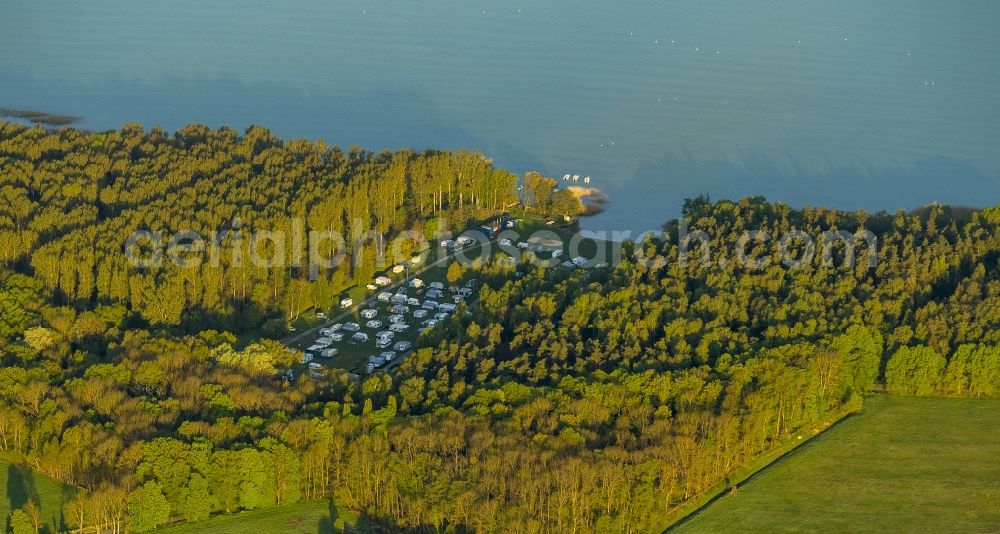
5, 463, 62, 534
316, 495, 471, 533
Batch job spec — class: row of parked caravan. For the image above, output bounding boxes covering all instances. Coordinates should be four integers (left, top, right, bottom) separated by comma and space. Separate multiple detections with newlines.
303, 275, 475, 371
377, 280, 472, 307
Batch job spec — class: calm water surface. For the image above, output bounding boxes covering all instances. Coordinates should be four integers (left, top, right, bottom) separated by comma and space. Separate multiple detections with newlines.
3, 1, 999, 231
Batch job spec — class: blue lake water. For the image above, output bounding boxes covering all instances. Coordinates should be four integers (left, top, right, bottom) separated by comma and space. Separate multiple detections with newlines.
2, 0, 999, 232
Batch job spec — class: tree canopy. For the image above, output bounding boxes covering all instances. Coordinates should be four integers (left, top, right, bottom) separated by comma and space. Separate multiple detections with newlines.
0, 122, 997, 532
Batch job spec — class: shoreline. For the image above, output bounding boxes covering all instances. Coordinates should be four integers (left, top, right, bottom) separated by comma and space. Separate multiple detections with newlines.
0, 106, 84, 127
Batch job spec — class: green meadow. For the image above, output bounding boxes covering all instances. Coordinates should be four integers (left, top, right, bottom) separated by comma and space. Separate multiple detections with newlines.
0, 458, 75, 533
672, 396, 1000, 533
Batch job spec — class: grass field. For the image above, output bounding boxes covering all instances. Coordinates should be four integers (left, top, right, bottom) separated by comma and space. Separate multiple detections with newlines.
672, 396, 1000, 533
0, 457, 75, 533
157, 499, 368, 534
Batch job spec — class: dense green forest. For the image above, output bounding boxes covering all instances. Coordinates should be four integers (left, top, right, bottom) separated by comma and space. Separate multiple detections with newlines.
0, 119, 541, 336
0, 121, 998, 533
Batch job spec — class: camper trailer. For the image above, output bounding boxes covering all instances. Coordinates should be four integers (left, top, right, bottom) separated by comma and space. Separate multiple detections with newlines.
319, 325, 341, 337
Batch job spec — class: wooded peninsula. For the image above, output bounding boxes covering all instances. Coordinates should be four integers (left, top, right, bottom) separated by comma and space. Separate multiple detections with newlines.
0, 121, 997, 533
